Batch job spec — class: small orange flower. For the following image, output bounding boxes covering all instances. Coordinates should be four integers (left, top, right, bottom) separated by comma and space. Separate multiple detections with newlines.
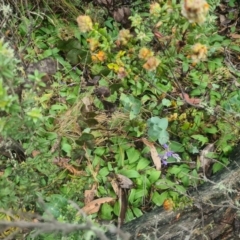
138, 47, 153, 60
76, 15, 93, 33
190, 43, 207, 65
143, 56, 160, 71
163, 199, 174, 211
91, 51, 106, 62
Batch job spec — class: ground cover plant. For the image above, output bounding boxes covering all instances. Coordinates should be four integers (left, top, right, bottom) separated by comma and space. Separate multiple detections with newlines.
0, 0, 240, 239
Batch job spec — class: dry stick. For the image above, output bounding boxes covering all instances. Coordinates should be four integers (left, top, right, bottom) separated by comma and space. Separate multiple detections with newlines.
0, 220, 131, 240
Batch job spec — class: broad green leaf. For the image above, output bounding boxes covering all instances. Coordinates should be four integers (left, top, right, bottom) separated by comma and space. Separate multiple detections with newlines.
152, 191, 168, 206
162, 98, 171, 107
94, 147, 106, 156
212, 162, 224, 173
125, 209, 135, 222
134, 189, 147, 199
126, 148, 140, 164
132, 207, 143, 218
61, 141, 72, 156
169, 141, 184, 152
136, 158, 150, 170
113, 201, 120, 216
191, 134, 208, 146
148, 169, 161, 184
167, 166, 182, 175
99, 167, 109, 178
3, 167, 12, 178
203, 126, 218, 134
147, 117, 168, 130
128, 189, 136, 204
182, 61, 189, 72
100, 203, 113, 220
155, 179, 174, 190
158, 130, 169, 145
118, 169, 140, 178
27, 108, 42, 119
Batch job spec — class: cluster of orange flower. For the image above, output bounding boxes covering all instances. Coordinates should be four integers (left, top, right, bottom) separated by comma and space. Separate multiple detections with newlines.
139, 47, 160, 71
181, 0, 209, 24
189, 43, 208, 65
76, 15, 105, 63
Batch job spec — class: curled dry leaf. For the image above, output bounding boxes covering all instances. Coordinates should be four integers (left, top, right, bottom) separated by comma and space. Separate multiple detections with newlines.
109, 173, 132, 226
142, 138, 161, 170
199, 143, 215, 176
180, 92, 201, 105
80, 197, 115, 215
82, 96, 93, 112
113, 7, 131, 26
53, 157, 86, 176
84, 184, 97, 205
119, 188, 128, 227
110, 173, 133, 197
116, 174, 133, 189
32, 150, 40, 157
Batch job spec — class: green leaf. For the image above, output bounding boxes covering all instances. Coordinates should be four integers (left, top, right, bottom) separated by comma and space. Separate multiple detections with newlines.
182, 61, 189, 73
99, 167, 109, 178
100, 203, 113, 220
162, 98, 171, 107
155, 179, 174, 190
191, 134, 208, 146
158, 130, 169, 145
229, 45, 240, 52
61, 140, 72, 157
27, 108, 42, 119
134, 189, 147, 200
147, 169, 161, 184
118, 169, 140, 178
113, 201, 120, 216
94, 147, 106, 156
126, 148, 141, 164
208, 61, 215, 73
169, 141, 184, 152
128, 189, 136, 204
203, 126, 218, 134
92, 155, 102, 168
152, 191, 168, 206
212, 162, 224, 173
147, 117, 168, 130
136, 158, 150, 170
125, 209, 135, 222
132, 207, 143, 218
3, 167, 12, 178
167, 166, 182, 175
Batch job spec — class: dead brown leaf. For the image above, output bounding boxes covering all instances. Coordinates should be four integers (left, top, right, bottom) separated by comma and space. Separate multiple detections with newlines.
111, 179, 121, 196
180, 92, 201, 105
32, 150, 40, 157
199, 143, 215, 177
116, 174, 133, 189
80, 197, 115, 215
119, 189, 128, 227
229, 33, 240, 39
142, 138, 161, 170
53, 157, 86, 176
84, 184, 97, 205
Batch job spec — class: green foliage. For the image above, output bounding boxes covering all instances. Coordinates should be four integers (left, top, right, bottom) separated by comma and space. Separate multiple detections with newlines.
0, 0, 240, 238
